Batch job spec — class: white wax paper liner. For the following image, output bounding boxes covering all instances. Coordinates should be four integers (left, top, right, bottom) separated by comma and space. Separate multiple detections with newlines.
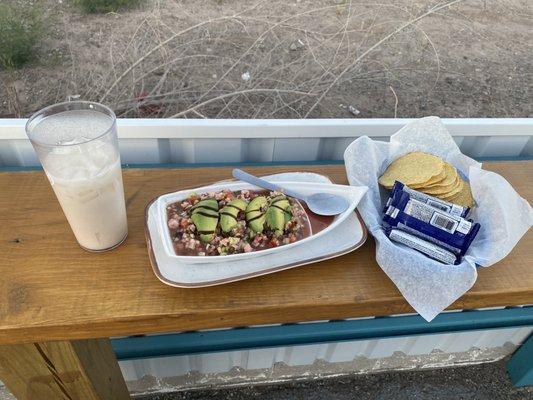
344, 116, 533, 321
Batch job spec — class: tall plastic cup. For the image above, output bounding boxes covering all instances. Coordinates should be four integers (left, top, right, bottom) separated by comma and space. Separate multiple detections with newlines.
26, 101, 128, 251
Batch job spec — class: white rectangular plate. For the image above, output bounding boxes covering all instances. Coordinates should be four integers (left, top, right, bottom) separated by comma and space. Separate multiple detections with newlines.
144, 173, 368, 287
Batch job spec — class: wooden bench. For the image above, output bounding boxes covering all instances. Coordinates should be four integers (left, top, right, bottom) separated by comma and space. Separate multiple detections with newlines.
0, 161, 531, 399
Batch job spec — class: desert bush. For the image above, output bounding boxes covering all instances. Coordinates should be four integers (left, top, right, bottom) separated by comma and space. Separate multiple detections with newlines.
4, 0, 468, 118
0, 3, 43, 69
74, 0, 143, 14
86, 0, 454, 119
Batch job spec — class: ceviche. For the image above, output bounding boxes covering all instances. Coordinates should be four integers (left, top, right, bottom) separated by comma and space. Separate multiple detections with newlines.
166, 189, 333, 256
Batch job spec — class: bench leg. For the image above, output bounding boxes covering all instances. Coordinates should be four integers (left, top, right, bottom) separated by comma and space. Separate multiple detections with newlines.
507, 333, 533, 387
0, 338, 130, 400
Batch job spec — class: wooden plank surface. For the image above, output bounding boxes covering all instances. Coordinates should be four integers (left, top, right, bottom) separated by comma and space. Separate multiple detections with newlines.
0, 162, 531, 345
0, 338, 130, 399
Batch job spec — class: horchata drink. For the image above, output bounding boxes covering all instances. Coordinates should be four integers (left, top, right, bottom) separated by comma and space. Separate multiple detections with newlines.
26, 101, 128, 251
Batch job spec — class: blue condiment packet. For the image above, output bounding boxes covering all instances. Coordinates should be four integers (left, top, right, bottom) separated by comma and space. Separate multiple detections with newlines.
383, 190, 480, 256
385, 181, 470, 218
385, 228, 458, 265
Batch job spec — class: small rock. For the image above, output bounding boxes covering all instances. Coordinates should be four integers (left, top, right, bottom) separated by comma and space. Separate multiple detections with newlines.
289, 39, 305, 51
348, 105, 360, 116
339, 104, 360, 116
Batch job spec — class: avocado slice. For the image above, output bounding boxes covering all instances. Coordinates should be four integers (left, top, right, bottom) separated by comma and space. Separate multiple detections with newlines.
220, 199, 248, 233
245, 196, 268, 233
283, 206, 292, 223
266, 206, 285, 236
270, 195, 289, 207
189, 198, 219, 242
191, 199, 218, 213
270, 195, 292, 223
191, 207, 218, 218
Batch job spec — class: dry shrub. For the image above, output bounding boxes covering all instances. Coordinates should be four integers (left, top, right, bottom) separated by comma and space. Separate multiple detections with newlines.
61, 0, 463, 118
0, 3, 44, 69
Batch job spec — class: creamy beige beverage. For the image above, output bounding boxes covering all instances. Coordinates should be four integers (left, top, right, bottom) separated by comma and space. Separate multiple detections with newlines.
28, 106, 128, 251
43, 144, 127, 251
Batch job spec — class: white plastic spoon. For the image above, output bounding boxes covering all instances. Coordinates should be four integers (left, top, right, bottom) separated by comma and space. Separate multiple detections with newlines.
232, 169, 349, 216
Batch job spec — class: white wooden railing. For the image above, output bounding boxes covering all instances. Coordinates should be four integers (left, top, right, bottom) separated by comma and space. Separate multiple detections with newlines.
1, 118, 531, 167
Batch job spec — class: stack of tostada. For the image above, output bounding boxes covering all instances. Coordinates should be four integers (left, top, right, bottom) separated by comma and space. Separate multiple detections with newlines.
378, 152, 473, 208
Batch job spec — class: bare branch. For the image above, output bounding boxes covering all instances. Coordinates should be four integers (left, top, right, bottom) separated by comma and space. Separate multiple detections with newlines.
304, 0, 464, 117
389, 85, 398, 118
168, 89, 315, 118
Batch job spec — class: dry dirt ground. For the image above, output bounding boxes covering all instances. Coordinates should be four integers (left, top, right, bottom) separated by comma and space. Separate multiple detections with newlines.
1, 358, 532, 399
1, 0, 532, 119
135, 359, 533, 400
